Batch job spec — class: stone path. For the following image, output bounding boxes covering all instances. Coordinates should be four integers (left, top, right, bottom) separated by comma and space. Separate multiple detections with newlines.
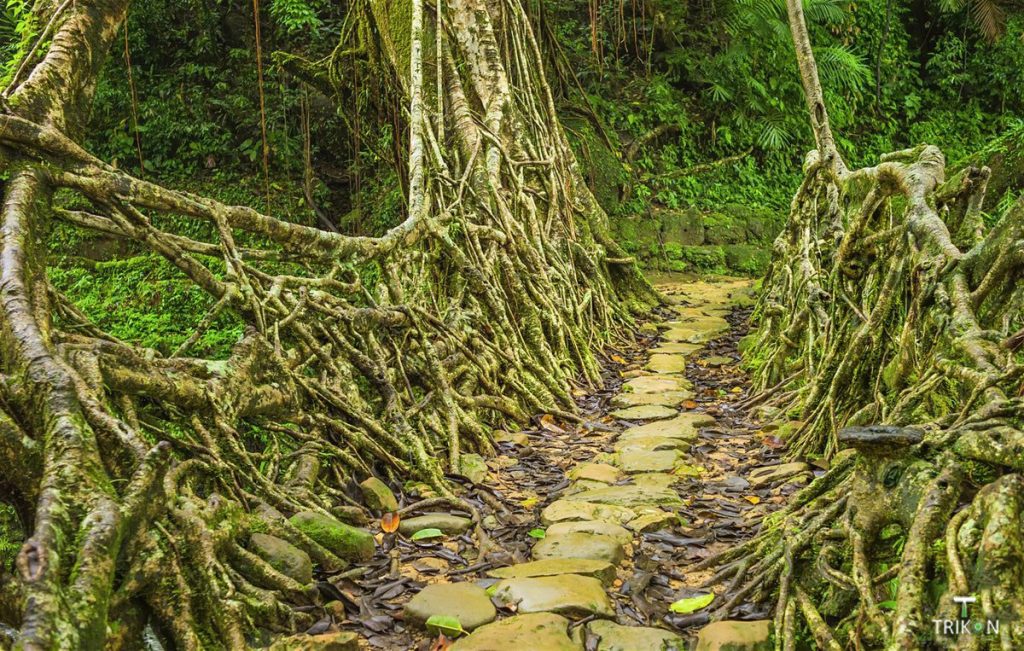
395, 277, 776, 650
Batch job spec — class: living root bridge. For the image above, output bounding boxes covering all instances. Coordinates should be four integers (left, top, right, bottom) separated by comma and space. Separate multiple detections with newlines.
0, 0, 657, 648
695, 0, 1024, 647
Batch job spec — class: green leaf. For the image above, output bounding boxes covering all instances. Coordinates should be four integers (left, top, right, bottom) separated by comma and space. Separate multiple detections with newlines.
669, 593, 715, 614
425, 615, 465, 638
410, 528, 445, 541
879, 600, 897, 611
528, 528, 546, 539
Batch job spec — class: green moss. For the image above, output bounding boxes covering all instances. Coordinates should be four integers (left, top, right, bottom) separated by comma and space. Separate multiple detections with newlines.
289, 511, 375, 562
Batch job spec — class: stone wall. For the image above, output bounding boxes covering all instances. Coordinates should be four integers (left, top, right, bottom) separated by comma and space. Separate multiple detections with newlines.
612, 205, 784, 276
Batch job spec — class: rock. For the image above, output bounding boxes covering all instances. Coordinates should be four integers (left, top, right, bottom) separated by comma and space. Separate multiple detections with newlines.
645, 354, 688, 374
358, 477, 398, 512
566, 484, 683, 508
610, 390, 692, 408
622, 376, 692, 393
658, 208, 705, 246
541, 500, 636, 526
588, 620, 683, 650
451, 613, 581, 651
618, 413, 714, 441
399, 513, 473, 536
324, 600, 345, 622
491, 575, 614, 618
660, 326, 710, 344
616, 449, 681, 474
695, 620, 772, 650
531, 532, 626, 564
609, 405, 678, 421
614, 436, 690, 454
268, 631, 360, 650
249, 533, 313, 585
404, 582, 497, 631
723, 244, 772, 276
626, 510, 679, 532
459, 453, 489, 483
494, 430, 531, 446
289, 511, 375, 562
703, 355, 734, 367
565, 480, 614, 495
488, 558, 617, 585
630, 473, 677, 490
748, 462, 812, 487
545, 520, 633, 546
568, 463, 623, 484
649, 342, 702, 356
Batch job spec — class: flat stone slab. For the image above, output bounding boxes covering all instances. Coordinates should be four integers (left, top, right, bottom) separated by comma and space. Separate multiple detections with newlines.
630, 473, 677, 490
451, 613, 581, 651
609, 405, 678, 420
531, 532, 625, 564
649, 342, 702, 356
610, 390, 692, 408
695, 620, 772, 651
488, 558, 617, 585
623, 376, 692, 393
749, 462, 812, 487
567, 484, 682, 508
399, 514, 473, 536
545, 520, 633, 546
404, 582, 497, 631
491, 575, 615, 618
645, 354, 688, 374
702, 355, 734, 367
588, 620, 683, 651
626, 510, 680, 533
568, 463, 623, 484
616, 449, 681, 474
619, 413, 715, 441
269, 632, 360, 650
661, 326, 711, 344
614, 436, 690, 454
541, 500, 637, 526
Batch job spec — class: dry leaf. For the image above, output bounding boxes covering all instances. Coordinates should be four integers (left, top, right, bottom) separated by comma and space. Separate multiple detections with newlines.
539, 414, 565, 434
681, 399, 699, 410
610, 354, 627, 364
381, 512, 400, 533
429, 633, 453, 651
743, 495, 761, 505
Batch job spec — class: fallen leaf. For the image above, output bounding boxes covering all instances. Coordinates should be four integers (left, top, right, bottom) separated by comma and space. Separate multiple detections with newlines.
381, 512, 400, 533
669, 593, 715, 614
527, 528, 546, 539
730, 387, 743, 394
761, 435, 785, 449
425, 615, 465, 638
429, 633, 453, 651
539, 414, 566, 434
681, 400, 699, 410
743, 495, 761, 505
610, 354, 628, 365
410, 528, 445, 541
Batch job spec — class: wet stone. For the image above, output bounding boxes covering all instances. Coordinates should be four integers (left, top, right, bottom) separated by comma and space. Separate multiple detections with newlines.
623, 375, 692, 393
566, 484, 683, 508
645, 354, 688, 374
610, 390, 692, 408
614, 435, 691, 454
626, 510, 679, 533
748, 462, 812, 487
288, 511, 375, 562
488, 558, 618, 585
404, 582, 497, 631
568, 463, 623, 484
630, 473, 677, 490
649, 342, 702, 356
541, 500, 637, 526
490, 574, 615, 618
248, 533, 313, 585
695, 620, 772, 650
358, 476, 398, 512
450, 613, 581, 651
268, 631, 360, 650
703, 355, 734, 367
587, 620, 683, 651
618, 413, 714, 441
616, 449, 681, 474
609, 404, 678, 420
545, 520, 633, 546
399, 513, 473, 536
531, 532, 626, 565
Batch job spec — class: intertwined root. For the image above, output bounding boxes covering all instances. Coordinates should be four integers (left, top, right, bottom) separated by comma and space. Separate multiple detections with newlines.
0, 0, 657, 648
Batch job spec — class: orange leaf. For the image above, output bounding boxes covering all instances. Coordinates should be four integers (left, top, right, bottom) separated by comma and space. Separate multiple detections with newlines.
681, 399, 698, 410
539, 414, 565, 434
610, 354, 627, 365
381, 512, 400, 533
429, 634, 453, 651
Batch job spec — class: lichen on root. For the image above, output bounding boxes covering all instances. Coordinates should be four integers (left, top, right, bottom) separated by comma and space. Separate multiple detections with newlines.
0, 0, 657, 648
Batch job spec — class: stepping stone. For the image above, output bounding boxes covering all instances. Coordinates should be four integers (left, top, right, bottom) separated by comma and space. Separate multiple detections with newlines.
488, 558, 617, 585
542, 500, 636, 526
748, 462, 812, 487
404, 582, 497, 631
695, 620, 772, 651
702, 355, 734, 367
289, 511, 375, 562
616, 449, 681, 474
359, 477, 399, 513
661, 327, 711, 344
490, 575, 615, 618
248, 533, 313, 585
614, 436, 690, 454
610, 390, 691, 408
609, 405, 678, 420
618, 413, 715, 441
588, 620, 683, 651
546, 520, 633, 546
451, 613, 581, 651
268, 631, 360, 650
626, 510, 680, 533
531, 532, 626, 564
399, 514, 473, 536
459, 453, 489, 483
565, 480, 614, 495
645, 354, 688, 374
649, 342, 702, 356
630, 473, 677, 490
568, 463, 623, 484
623, 376, 692, 393
567, 484, 683, 508
675, 316, 731, 333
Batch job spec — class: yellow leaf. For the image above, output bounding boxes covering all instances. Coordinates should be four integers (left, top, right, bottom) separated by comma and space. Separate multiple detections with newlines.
743, 495, 761, 505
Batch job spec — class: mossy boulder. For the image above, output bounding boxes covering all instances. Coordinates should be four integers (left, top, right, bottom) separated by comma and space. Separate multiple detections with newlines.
359, 476, 399, 512
658, 208, 704, 246
613, 215, 662, 255
289, 511, 375, 562
723, 244, 772, 276
703, 212, 744, 245
249, 533, 313, 585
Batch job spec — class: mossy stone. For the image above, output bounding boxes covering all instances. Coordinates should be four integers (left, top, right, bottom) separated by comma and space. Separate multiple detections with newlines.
359, 476, 399, 512
289, 511, 375, 562
249, 533, 313, 585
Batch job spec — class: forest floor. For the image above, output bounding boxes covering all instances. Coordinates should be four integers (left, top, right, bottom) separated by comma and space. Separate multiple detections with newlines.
304, 275, 817, 651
